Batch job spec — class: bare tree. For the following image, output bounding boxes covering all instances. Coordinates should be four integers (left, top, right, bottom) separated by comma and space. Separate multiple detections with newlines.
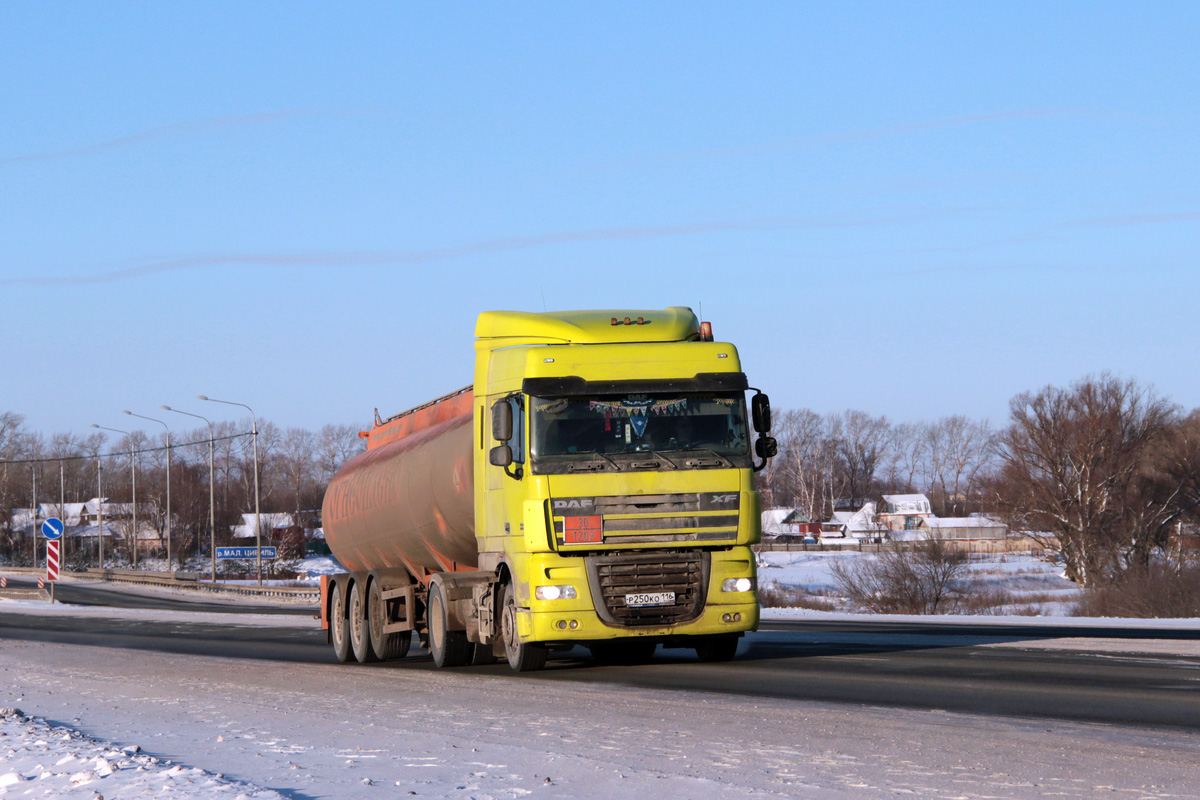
835, 410, 890, 502
830, 540, 969, 614
998, 374, 1176, 587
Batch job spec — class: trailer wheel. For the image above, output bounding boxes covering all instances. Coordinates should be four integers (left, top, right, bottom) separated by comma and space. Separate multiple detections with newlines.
330, 581, 352, 663
428, 582, 470, 668
469, 642, 499, 666
501, 583, 547, 672
368, 579, 411, 661
349, 581, 377, 663
694, 634, 739, 662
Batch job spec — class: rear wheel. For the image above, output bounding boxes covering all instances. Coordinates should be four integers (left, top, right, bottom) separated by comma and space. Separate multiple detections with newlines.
329, 582, 352, 663
349, 581, 377, 663
694, 634, 739, 662
368, 579, 411, 661
428, 582, 471, 668
501, 583, 548, 672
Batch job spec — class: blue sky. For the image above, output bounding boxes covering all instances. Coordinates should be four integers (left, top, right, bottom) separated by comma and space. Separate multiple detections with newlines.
3, 2, 1198, 439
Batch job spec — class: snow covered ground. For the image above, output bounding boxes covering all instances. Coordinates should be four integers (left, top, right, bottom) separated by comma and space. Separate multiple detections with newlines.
757, 550, 1082, 614
3, 576, 1200, 798
1, 708, 287, 799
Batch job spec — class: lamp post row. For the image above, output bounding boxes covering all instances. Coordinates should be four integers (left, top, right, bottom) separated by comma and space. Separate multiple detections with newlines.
81, 397, 261, 584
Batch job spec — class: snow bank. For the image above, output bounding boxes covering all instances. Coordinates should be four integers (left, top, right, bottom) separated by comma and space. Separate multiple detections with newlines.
0, 708, 286, 799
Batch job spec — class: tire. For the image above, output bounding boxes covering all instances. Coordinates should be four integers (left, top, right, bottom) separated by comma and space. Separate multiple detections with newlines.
428, 582, 471, 668
368, 579, 411, 661
349, 581, 377, 663
694, 634, 739, 662
329, 581, 352, 663
501, 583, 548, 672
589, 640, 657, 666
469, 641, 499, 666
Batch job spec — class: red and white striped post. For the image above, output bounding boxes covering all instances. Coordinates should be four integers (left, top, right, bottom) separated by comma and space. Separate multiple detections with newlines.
46, 540, 60, 602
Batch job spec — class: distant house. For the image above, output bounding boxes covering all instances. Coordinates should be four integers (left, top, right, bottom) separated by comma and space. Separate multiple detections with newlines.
926, 516, 1007, 541
878, 493, 934, 532
822, 502, 879, 539
761, 509, 821, 540
231, 512, 298, 539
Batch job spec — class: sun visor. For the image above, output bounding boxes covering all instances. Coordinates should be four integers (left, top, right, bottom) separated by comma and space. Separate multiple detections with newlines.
522, 372, 748, 397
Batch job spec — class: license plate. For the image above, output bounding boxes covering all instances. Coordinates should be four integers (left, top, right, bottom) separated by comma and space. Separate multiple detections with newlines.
625, 591, 675, 608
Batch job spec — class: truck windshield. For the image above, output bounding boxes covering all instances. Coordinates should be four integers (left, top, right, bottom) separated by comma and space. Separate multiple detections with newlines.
530, 392, 751, 472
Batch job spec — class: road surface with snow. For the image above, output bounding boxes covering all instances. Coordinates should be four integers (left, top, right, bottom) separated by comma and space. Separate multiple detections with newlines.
2, 581, 1200, 798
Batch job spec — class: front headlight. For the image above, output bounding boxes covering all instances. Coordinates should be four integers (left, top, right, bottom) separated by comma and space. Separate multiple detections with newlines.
535, 584, 578, 601
721, 577, 755, 593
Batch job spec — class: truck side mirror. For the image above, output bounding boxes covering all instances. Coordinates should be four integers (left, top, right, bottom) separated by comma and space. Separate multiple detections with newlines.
755, 436, 778, 459
489, 444, 513, 467
492, 399, 512, 441
751, 392, 772, 433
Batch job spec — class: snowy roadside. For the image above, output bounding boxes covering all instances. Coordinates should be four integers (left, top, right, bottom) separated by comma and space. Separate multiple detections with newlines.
0, 596, 314, 628
0, 708, 285, 799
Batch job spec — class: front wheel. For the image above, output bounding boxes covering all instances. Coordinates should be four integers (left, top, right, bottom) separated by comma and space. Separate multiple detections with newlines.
501, 583, 547, 672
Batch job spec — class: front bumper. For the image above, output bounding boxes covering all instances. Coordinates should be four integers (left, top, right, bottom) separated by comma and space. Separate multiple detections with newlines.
513, 546, 759, 644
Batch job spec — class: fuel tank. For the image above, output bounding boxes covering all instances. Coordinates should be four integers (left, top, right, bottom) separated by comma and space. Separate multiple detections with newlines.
321, 388, 477, 575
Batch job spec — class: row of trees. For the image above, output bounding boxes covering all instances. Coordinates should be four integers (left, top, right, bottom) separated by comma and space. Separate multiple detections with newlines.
0, 411, 365, 565
757, 375, 1200, 589
757, 410, 998, 521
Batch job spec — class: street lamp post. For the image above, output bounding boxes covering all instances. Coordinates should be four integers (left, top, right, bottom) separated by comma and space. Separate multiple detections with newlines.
198, 396, 262, 585
92, 425, 137, 568
163, 406, 216, 582
125, 411, 172, 569
96, 454, 104, 569
31, 465, 37, 568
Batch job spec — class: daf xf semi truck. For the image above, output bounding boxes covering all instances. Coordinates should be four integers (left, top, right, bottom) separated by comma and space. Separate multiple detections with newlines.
319, 307, 777, 671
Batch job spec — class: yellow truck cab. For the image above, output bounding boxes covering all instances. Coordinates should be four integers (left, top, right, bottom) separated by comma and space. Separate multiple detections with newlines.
474, 308, 775, 668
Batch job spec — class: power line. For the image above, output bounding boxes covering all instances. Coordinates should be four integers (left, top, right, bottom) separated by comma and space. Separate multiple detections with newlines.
0, 431, 252, 465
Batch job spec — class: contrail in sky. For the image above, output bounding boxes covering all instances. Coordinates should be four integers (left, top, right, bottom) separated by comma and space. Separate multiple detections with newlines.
0, 109, 315, 167
2, 209, 969, 287
608, 109, 1100, 167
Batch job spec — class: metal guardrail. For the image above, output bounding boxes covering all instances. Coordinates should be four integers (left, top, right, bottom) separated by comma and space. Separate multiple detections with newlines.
0, 566, 319, 603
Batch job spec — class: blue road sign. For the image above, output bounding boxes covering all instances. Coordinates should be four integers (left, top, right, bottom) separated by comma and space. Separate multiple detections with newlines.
42, 517, 65, 540
216, 546, 278, 560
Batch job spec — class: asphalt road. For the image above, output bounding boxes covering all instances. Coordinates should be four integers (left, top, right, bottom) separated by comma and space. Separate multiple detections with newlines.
3, 577, 1198, 731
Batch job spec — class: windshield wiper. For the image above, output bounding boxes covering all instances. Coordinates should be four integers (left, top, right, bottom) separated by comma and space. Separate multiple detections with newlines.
566, 452, 621, 472
681, 448, 732, 468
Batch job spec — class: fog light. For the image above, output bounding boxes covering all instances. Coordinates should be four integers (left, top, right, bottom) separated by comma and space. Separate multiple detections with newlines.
569, 620, 579, 629
733, 613, 742, 622
722, 613, 733, 623
536, 584, 578, 601
555, 619, 567, 630
721, 577, 755, 593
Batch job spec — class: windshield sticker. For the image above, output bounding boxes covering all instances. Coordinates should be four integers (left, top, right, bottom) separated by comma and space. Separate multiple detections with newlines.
586, 397, 690, 438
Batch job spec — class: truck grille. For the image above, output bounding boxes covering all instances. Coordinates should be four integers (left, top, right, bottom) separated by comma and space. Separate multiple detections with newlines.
585, 550, 709, 627
552, 492, 740, 545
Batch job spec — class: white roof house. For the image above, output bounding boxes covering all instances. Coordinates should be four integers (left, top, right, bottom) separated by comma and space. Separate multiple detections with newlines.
880, 494, 933, 515
231, 513, 297, 539
927, 516, 1007, 540
822, 502, 878, 538
761, 508, 814, 537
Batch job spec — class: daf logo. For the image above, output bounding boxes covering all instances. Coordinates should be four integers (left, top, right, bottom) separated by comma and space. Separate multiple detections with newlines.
553, 498, 594, 510
710, 494, 737, 504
